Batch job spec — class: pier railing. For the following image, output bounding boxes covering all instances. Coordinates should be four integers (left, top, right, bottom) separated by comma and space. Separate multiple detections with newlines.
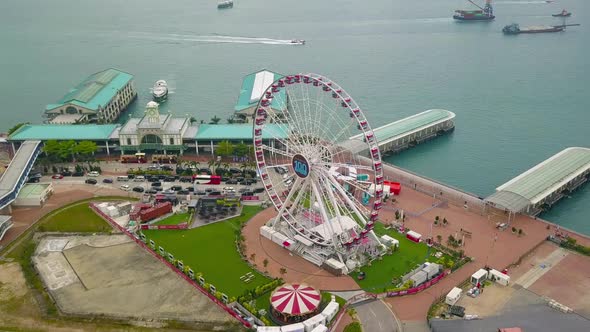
375, 158, 487, 215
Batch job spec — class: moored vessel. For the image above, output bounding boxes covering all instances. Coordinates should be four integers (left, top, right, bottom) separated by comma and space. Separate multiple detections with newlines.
152, 80, 168, 101
453, 0, 494, 21
552, 10, 572, 17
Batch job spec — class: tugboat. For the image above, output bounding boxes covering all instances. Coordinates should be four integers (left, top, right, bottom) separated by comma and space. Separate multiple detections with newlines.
453, 0, 495, 21
552, 10, 572, 17
152, 80, 168, 101
217, 0, 233, 9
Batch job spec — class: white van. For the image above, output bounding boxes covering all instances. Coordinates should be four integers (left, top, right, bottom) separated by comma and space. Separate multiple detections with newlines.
120, 184, 130, 191
117, 176, 129, 182
134, 176, 145, 182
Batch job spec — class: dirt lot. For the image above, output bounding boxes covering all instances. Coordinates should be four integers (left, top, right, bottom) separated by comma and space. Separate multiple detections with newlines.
32, 235, 235, 328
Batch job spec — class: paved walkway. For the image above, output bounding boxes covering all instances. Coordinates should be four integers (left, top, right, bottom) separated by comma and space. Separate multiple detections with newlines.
354, 300, 399, 332
514, 247, 568, 288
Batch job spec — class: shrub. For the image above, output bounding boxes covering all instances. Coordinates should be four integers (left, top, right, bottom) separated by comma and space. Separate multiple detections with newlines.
343, 322, 362, 332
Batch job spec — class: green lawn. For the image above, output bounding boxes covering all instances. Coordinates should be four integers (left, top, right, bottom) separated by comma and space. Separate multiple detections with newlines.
154, 212, 191, 226
37, 202, 115, 233
351, 223, 431, 292
142, 206, 270, 297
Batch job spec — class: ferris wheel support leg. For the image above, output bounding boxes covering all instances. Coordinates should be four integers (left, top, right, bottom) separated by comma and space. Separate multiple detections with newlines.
310, 179, 345, 265
269, 177, 304, 229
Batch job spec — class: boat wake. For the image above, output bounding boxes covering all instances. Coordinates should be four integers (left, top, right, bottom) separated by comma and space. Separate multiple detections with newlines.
495, 1, 553, 4
126, 32, 301, 45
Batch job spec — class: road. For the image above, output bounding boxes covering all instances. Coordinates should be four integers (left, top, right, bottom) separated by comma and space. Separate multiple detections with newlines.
354, 300, 400, 332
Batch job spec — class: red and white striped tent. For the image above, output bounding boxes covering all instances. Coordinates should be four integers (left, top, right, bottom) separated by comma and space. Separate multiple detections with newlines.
270, 283, 321, 316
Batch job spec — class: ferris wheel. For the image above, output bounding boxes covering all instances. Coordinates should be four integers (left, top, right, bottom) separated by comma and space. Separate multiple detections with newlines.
253, 73, 386, 270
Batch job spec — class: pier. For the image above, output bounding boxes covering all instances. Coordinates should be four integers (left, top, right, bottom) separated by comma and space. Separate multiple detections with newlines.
342, 109, 455, 156
485, 147, 590, 221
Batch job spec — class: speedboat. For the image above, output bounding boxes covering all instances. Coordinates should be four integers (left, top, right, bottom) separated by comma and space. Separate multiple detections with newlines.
218, 0, 233, 9
152, 80, 168, 101
290, 39, 305, 45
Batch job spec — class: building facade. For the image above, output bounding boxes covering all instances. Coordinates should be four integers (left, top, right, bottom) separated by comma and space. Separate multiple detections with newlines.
45, 68, 137, 124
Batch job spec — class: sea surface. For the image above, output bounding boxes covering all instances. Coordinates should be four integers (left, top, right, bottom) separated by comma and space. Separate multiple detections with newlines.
1, 0, 588, 234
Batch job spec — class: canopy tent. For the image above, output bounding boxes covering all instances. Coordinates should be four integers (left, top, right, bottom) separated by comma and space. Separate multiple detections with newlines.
271, 283, 321, 316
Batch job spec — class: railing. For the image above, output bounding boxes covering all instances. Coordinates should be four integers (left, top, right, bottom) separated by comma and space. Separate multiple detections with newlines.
89, 202, 252, 328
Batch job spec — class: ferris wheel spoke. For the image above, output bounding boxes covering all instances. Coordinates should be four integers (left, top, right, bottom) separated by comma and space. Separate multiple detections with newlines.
315, 161, 374, 172
260, 144, 294, 159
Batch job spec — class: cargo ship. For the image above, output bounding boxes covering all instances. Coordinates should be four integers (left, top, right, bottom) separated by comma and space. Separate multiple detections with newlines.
453, 0, 494, 21
502, 23, 580, 35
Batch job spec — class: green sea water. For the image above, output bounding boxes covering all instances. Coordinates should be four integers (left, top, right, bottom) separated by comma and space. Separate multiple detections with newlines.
1, 0, 588, 233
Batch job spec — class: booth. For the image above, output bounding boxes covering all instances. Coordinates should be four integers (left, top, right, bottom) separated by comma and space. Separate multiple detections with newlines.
489, 269, 510, 286
380, 234, 400, 248
406, 230, 422, 243
446, 287, 462, 305
310, 325, 328, 332
471, 269, 488, 286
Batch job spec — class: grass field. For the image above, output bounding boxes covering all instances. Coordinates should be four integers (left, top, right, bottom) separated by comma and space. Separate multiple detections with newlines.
154, 212, 191, 226
142, 206, 270, 297
351, 223, 431, 292
37, 201, 117, 233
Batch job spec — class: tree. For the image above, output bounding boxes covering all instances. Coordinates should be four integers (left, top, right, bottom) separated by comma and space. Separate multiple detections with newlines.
511, 227, 517, 233
436, 235, 442, 244
58, 140, 77, 161
207, 159, 216, 171
447, 235, 456, 247
216, 140, 234, 157
234, 142, 249, 157
43, 140, 61, 158
8, 122, 29, 136
442, 218, 448, 226
279, 267, 287, 277
222, 162, 230, 170
249, 253, 256, 262
189, 116, 197, 124
209, 116, 221, 124
227, 116, 236, 124
263, 258, 269, 271
74, 141, 98, 164
518, 228, 523, 236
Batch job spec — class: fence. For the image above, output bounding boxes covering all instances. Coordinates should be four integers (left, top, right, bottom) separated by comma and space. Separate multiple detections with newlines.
89, 203, 252, 328
377, 159, 487, 215
140, 222, 189, 230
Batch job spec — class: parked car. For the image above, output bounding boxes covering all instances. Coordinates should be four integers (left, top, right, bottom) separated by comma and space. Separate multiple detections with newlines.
134, 176, 145, 182
27, 177, 40, 183
229, 168, 241, 174
127, 174, 136, 179
209, 191, 222, 196
85, 178, 97, 185
88, 171, 100, 177
151, 182, 162, 187
177, 190, 190, 195
245, 178, 257, 185
102, 178, 114, 183
120, 184, 130, 191
205, 187, 214, 193
199, 168, 212, 174
223, 186, 235, 191
221, 177, 230, 182
195, 190, 206, 196
51, 174, 64, 179
170, 185, 183, 191
61, 170, 72, 176
145, 189, 158, 194
186, 187, 194, 192
241, 191, 254, 196
132, 186, 144, 193
72, 172, 84, 177
164, 176, 175, 182
179, 177, 192, 183
152, 186, 163, 192
225, 179, 238, 185
253, 187, 265, 194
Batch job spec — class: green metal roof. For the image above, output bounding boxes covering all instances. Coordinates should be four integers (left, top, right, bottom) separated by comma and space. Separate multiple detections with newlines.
371, 109, 455, 143
45, 68, 133, 112
486, 147, 590, 212
195, 124, 289, 140
234, 69, 287, 112
9, 124, 118, 141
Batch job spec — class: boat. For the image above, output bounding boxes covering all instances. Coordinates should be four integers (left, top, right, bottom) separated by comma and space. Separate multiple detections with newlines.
453, 0, 494, 21
290, 39, 305, 45
217, 0, 233, 9
502, 23, 580, 35
552, 10, 572, 17
152, 80, 168, 101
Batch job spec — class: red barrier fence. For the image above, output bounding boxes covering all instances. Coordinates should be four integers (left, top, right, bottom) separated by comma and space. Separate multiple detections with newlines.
89, 203, 252, 328
241, 196, 260, 201
384, 271, 447, 297
140, 222, 188, 230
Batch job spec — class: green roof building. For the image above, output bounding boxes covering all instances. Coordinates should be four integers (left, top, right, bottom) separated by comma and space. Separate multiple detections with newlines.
45, 68, 137, 124
234, 69, 287, 122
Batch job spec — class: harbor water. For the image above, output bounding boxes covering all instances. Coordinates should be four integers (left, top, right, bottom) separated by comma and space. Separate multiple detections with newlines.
1, 0, 588, 233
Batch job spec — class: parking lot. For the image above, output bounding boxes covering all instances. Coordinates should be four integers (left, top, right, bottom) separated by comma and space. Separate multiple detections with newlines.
41, 165, 268, 203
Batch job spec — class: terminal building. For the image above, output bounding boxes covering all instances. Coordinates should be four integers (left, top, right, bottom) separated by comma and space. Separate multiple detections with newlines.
44, 68, 137, 124
485, 147, 590, 220
341, 109, 455, 155
233, 69, 287, 123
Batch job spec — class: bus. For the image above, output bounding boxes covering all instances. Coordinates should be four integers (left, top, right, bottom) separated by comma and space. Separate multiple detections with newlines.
192, 174, 221, 185
121, 153, 147, 164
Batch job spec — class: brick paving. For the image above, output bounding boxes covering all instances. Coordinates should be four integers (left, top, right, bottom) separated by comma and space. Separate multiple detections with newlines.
1, 184, 123, 248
